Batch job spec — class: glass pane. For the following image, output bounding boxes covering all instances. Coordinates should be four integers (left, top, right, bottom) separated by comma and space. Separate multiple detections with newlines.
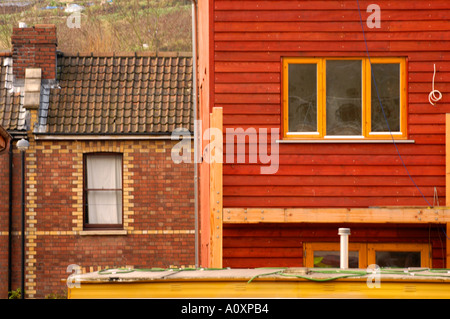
87, 190, 123, 224
86, 155, 122, 189
326, 60, 362, 135
371, 63, 400, 132
288, 63, 317, 132
313, 250, 359, 268
376, 251, 421, 268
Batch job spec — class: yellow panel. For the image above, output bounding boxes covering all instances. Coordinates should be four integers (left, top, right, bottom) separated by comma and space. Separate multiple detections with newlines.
68, 279, 450, 299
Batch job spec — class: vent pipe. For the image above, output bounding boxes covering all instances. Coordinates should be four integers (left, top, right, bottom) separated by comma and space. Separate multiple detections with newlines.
338, 228, 351, 269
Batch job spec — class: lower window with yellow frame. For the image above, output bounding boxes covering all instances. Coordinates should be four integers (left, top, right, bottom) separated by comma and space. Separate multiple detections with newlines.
367, 243, 430, 268
304, 243, 430, 269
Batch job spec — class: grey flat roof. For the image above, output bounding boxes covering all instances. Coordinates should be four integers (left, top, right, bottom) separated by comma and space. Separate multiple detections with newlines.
71, 267, 450, 284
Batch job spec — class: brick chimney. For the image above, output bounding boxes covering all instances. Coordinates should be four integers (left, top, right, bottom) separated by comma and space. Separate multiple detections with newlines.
11, 24, 57, 81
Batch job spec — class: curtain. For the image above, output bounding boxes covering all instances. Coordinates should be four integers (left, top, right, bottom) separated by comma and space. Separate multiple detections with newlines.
86, 155, 122, 224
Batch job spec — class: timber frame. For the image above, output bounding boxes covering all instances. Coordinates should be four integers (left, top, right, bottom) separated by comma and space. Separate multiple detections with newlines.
206, 107, 450, 269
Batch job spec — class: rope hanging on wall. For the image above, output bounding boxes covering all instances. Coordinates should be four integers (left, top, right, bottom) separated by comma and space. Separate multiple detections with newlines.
429, 64, 442, 106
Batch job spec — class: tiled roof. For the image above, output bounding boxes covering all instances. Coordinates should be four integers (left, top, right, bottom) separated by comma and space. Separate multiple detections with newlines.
0, 53, 27, 132
0, 51, 193, 135
42, 52, 193, 134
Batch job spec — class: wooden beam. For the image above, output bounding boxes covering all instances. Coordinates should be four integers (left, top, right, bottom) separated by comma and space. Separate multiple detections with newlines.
223, 207, 450, 224
209, 107, 223, 268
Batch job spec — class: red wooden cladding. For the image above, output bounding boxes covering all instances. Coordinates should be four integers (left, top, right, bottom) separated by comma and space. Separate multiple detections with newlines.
219, 143, 445, 157
215, 51, 450, 62
223, 154, 445, 166
214, 10, 450, 22
216, 72, 280, 83
215, 1, 450, 11
214, 21, 450, 33
224, 196, 433, 208
222, 104, 280, 115
223, 223, 446, 269
223, 164, 444, 176
223, 185, 444, 198
215, 32, 450, 42
212, 0, 450, 209
224, 175, 445, 187
215, 40, 392, 51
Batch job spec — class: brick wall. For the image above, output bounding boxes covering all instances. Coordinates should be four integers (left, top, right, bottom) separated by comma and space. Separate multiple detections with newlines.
11, 24, 57, 80
4, 138, 195, 299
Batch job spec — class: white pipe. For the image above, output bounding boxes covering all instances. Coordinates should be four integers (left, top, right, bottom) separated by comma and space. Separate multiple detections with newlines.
338, 228, 351, 269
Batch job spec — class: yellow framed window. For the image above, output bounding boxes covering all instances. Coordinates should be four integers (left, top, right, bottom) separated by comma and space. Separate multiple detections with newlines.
304, 243, 368, 268
367, 243, 430, 268
283, 57, 406, 140
304, 242, 430, 268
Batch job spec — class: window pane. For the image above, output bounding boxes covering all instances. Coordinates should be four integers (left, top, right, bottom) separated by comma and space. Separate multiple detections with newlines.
326, 60, 362, 135
371, 63, 400, 132
313, 250, 359, 268
288, 63, 317, 132
376, 251, 421, 268
87, 190, 123, 224
87, 155, 122, 189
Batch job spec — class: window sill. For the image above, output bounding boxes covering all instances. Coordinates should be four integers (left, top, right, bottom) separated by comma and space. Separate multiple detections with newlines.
277, 139, 415, 144
79, 230, 127, 236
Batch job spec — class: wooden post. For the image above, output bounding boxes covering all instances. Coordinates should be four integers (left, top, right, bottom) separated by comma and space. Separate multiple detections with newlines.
209, 107, 223, 268
446, 114, 450, 267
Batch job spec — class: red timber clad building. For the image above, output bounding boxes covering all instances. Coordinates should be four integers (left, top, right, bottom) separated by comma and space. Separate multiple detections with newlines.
195, 1, 450, 269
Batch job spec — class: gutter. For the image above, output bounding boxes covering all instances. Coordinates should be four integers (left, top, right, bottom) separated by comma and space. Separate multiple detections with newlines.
33, 134, 193, 141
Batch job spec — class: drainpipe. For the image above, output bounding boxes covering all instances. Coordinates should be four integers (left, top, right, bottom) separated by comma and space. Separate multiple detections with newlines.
8, 138, 13, 295
21, 149, 25, 299
190, 0, 199, 268
338, 228, 351, 269
17, 138, 29, 299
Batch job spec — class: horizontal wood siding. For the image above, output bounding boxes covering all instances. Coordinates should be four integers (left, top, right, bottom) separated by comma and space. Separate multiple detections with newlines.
223, 224, 447, 268
214, 0, 450, 208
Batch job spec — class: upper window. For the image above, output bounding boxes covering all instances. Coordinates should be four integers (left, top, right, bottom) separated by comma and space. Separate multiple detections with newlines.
283, 57, 406, 139
84, 153, 123, 229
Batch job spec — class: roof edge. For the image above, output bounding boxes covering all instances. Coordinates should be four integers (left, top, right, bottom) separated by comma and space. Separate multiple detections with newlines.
56, 51, 193, 58
33, 133, 193, 141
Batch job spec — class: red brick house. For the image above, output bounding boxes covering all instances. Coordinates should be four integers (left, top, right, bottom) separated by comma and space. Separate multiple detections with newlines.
196, 0, 450, 269
0, 24, 195, 299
